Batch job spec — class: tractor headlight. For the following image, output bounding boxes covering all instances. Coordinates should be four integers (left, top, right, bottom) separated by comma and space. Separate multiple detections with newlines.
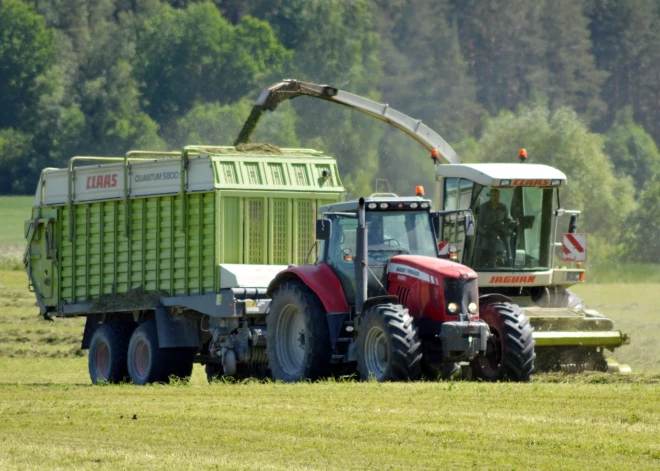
447, 302, 459, 313
468, 302, 478, 313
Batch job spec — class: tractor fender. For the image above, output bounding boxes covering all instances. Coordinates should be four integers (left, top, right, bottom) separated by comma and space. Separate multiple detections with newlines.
267, 264, 350, 313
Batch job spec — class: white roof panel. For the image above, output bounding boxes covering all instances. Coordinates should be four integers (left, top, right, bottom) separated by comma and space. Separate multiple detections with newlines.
436, 163, 567, 187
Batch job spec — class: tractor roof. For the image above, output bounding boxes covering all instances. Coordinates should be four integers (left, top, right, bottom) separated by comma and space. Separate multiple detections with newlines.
320, 194, 432, 214
436, 163, 567, 187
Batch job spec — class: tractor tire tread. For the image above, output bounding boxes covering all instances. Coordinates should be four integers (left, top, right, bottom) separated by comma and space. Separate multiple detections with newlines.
357, 303, 422, 381
266, 280, 331, 382
472, 302, 535, 382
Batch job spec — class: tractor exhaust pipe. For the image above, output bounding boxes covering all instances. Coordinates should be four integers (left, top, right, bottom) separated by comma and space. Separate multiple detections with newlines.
355, 197, 368, 315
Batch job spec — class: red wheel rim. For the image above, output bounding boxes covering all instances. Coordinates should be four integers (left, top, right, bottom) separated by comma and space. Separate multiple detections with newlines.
95, 341, 111, 380
133, 339, 150, 379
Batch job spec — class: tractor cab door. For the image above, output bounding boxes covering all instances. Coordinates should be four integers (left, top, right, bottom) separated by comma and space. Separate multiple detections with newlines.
437, 177, 477, 262
325, 216, 358, 304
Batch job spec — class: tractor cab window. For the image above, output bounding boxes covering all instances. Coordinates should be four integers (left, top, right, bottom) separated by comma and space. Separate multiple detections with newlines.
366, 212, 438, 264
467, 186, 553, 270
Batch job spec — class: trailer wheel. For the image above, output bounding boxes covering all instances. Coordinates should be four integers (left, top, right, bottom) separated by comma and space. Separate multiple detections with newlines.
471, 303, 535, 382
127, 320, 193, 385
357, 304, 422, 382
88, 322, 136, 384
266, 281, 331, 382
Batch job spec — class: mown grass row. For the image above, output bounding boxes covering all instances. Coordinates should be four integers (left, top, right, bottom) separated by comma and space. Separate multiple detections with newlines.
0, 375, 658, 470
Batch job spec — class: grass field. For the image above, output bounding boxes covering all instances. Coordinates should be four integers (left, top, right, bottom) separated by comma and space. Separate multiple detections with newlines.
0, 196, 33, 245
1, 268, 659, 469
0, 195, 659, 469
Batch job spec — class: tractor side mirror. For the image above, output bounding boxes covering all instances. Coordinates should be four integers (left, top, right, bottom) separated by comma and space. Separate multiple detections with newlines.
568, 214, 578, 233
464, 212, 475, 237
316, 219, 332, 240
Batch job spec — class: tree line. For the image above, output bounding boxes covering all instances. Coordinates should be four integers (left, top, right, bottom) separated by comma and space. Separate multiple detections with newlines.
1, 0, 659, 263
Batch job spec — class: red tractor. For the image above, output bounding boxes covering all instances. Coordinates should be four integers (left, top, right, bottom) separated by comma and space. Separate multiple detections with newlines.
266, 194, 536, 382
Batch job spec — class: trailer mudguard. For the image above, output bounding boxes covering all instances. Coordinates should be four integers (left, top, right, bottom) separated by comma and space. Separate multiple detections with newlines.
155, 306, 201, 349
81, 314, 103, 349
267, 263, 350, 314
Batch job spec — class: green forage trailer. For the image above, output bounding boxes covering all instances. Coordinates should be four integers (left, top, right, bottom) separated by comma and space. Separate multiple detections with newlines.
24, 145, 345, 384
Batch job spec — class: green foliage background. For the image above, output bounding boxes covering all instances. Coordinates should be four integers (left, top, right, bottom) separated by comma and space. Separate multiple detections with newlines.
2, 0, 660, 263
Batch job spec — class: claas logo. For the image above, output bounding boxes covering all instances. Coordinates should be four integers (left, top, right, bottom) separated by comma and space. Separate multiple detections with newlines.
86, 174, 118, 189
511, 179, 551, 186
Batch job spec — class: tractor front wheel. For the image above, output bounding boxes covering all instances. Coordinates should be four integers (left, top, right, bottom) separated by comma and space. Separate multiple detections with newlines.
266, 281, 331, 382
471, 302, 535, 382
357, 304, 422, 381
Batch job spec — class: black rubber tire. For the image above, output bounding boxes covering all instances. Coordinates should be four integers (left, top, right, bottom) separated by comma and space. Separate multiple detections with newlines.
127, 320, 193, 385
356, 304, 422, 382
266, 281, 331, 382
88, 322, 136, 384
205, 363, 223, 382
169, 347, 196, 379
471, 302, 535, 382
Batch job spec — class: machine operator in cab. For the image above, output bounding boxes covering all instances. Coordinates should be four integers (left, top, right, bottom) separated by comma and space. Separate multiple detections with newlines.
476, 188, 515, 267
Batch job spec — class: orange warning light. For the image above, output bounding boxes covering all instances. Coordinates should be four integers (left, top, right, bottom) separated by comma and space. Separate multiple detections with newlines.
431, 149, 440, 161
415, 186, 425, 196
518, 148, 528, 162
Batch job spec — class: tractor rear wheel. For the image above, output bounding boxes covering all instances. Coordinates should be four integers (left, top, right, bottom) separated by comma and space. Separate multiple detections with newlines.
471, 302, 535, 382
357, 304, 422, 381
88, 322, 136, 384
266, 281, 331, 382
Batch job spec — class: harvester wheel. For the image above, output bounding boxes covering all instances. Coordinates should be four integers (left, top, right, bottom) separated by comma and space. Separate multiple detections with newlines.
266, 281, 331, 382
127, 320, 192, 385
471, 303, 535, 382
88, 321, 136, 384
357, 304, 422, 381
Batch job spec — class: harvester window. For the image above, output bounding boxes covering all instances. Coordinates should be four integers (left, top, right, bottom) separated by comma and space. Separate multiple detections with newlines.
468, 186, 552, 270
444, 178, 474, 210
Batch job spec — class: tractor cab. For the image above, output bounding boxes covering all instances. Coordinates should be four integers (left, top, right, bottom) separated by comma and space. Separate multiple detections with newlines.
318, 194, 438, 302
435, 163, 567, 282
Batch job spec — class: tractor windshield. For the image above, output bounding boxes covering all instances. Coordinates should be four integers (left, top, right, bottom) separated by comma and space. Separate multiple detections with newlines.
443, 178, 554, 270
325, 210, 437, 266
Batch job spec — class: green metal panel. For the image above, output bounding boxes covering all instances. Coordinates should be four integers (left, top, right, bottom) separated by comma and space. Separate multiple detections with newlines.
31, 147, 345, 312
221, 196, 243, 264
271, 199, 289, 264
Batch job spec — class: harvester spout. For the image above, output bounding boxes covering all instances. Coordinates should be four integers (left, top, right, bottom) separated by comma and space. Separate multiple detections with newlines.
235, 79, 462, 165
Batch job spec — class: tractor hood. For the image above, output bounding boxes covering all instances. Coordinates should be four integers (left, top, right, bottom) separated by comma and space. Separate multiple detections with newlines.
387, 255, 477, 284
